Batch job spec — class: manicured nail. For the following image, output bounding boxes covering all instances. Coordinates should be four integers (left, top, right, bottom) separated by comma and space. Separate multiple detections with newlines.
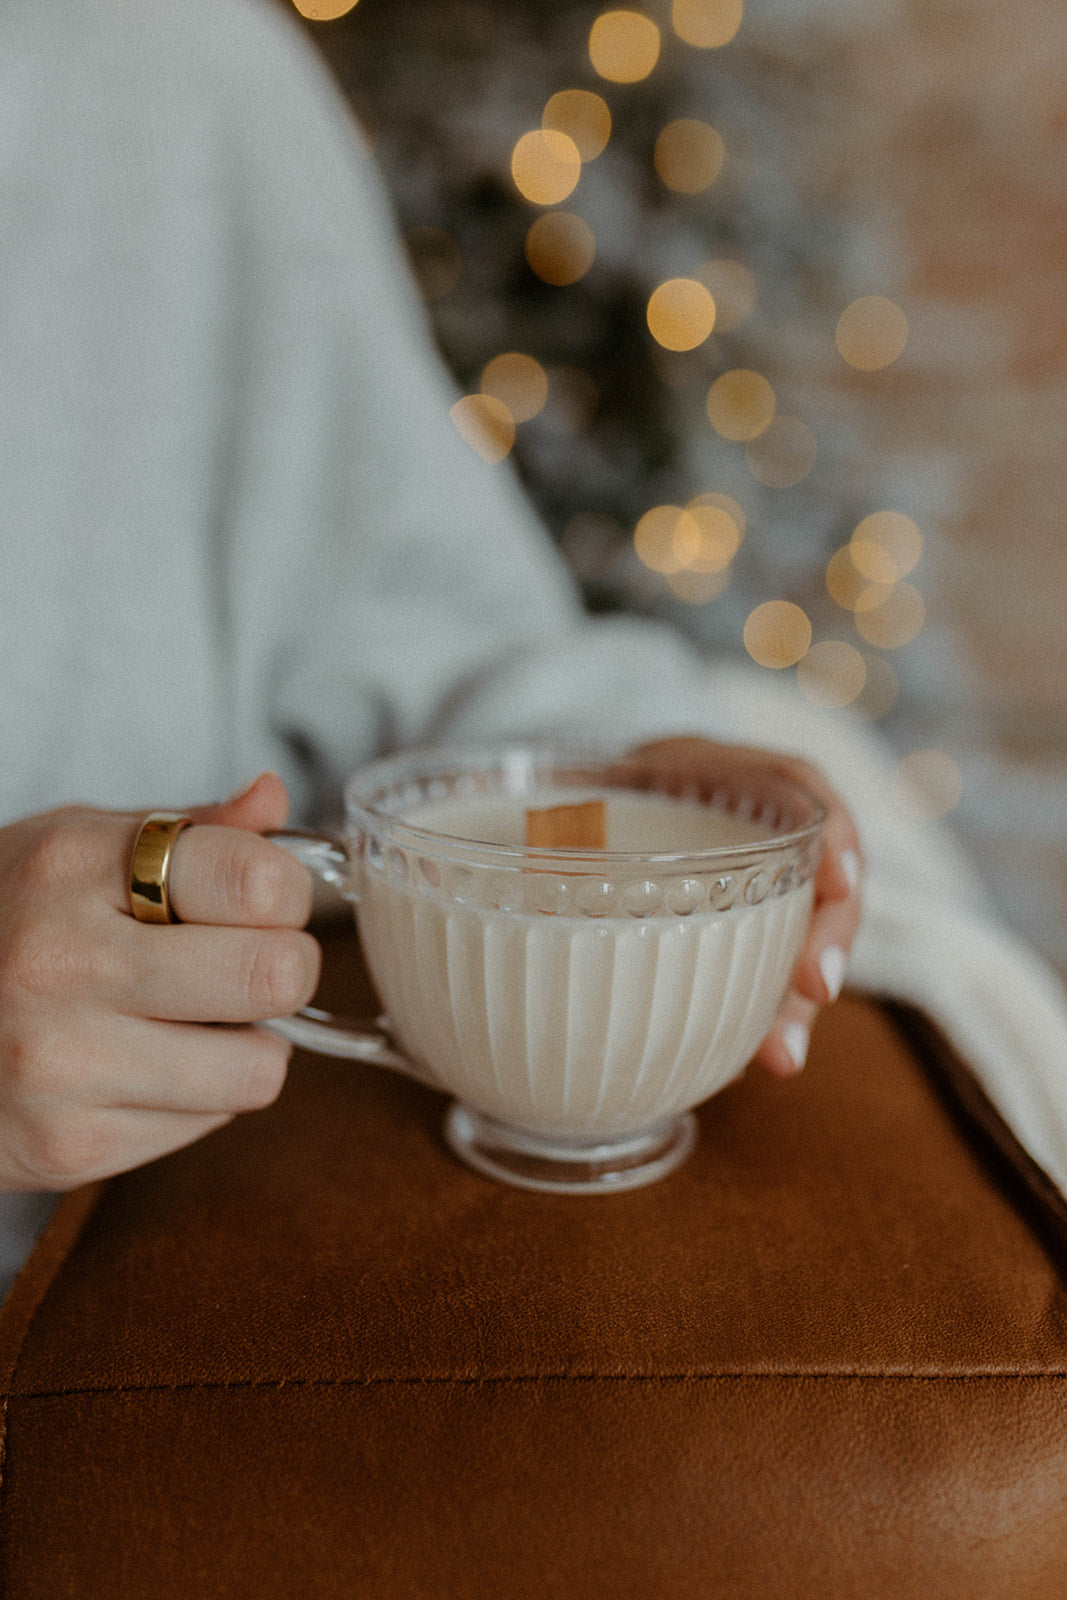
224, 774, 261, 805
819, 945, 848, 1003
841, 849, 861, 894
782, 1022, 810, 1072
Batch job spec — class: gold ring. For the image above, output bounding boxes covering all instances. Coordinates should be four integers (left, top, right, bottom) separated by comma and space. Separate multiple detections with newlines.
129, 812, 192, 924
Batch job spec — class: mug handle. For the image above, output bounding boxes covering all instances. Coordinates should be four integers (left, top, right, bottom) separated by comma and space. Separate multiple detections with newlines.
258, 830, 436, 1086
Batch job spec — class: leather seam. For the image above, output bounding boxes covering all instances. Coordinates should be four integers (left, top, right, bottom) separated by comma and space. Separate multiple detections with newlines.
0, 1180, 107, 1565
9, 1370, 1067, 1402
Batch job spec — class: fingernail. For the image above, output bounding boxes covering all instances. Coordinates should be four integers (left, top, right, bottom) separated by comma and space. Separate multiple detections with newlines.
782, 1022, 810, 1072
224, 774, 261, 805
819, 945, 848, 1003
841, 849, 861, 894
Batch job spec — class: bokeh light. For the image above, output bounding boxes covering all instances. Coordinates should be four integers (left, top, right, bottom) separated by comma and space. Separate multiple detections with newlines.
292, 0, 359, 18
654, 119, 725, 194
853, 581, 926, 648
846, 536, 896, 586
850, 511, 922, 582
542, 91, 612, 161
706, 369, 775, 441
685, 497, 742, 567
796, 640, 867, 708
671, 0, 743, 48
743, 601, 812, 668
744, 415, 816, 487
825, 545, 892, 613
525, 212, 596, 285
634, 505, 701, 573
480, 353, 549, 422
647, 278, 717, 351
696, 258, 756, 331
588, 10, 661, 83
836, 296, 909, 371
635, 502, 741, 577
403, 226, 462, 303
690, 490, 746, 539
892, 750, 963, 820
449, 395, 515, 463
511, 129, 582, 205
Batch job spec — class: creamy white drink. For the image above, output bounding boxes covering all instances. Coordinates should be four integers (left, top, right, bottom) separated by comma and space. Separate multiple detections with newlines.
357, 790, 813, 1137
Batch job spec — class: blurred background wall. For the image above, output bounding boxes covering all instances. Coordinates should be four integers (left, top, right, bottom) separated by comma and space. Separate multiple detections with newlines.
284, 0, 1066, 978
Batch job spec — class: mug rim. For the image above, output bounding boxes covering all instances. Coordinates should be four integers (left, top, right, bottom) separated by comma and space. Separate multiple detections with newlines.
343, 741, 827, 870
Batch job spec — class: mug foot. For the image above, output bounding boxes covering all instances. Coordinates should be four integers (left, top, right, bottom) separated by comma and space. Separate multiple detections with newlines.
443, 1103, 697, 1194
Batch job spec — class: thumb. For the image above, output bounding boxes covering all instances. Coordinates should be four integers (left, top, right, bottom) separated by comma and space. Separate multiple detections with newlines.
187, 771, 291, 832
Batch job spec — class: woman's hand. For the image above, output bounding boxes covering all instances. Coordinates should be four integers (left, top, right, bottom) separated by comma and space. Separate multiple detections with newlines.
0, 773, 319, 1191
631, 738, 863, 1077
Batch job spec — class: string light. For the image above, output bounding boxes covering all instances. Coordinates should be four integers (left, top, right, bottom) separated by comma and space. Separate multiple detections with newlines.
588, 10, 661, 83
684, 499, 741, 567
743, 601, 811, 668
393, 4, 930, 708
635, 503, 737, 578
511, 129, 582, 206
847, 536, 896, 586
825, 545, 892, 613
744, 415, 816, 487
836, 296, 909, 370
542, 91, 612, 161
671, 0, 743, 48
654, 120, 725, 193
634, 505, 701, 573
705, 369, 775, 440
673, 508, 731, 569
647, 278, 717, 351
696, 259, 756, 331
449, 395, 515, 463
796, 640, 866, 708
480, 353, 549, 422
892, 750, 963, 820
689, 490, 746, 539
291, 0, 359, 18
525, 212, 596, 284
403, 226, 462, 303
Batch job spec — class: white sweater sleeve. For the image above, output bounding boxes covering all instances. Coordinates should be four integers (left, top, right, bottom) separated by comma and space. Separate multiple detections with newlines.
712, 669, 1067, 1201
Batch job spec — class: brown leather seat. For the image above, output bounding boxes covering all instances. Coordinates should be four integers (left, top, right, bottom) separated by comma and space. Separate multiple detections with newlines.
2, 929, 1066, 1598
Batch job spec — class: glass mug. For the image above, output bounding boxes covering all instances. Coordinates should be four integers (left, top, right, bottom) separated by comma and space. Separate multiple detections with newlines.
268, 743, 825, 1195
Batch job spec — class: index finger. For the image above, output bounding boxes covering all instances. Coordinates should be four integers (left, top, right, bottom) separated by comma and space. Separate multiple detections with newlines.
165, 826, 313, 928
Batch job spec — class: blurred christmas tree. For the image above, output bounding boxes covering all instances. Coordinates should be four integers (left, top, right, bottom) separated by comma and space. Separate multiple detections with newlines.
292, 0, 938, 732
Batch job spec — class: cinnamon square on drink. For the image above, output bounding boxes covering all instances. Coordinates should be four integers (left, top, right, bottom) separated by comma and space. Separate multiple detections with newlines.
524, 799, 606, 851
